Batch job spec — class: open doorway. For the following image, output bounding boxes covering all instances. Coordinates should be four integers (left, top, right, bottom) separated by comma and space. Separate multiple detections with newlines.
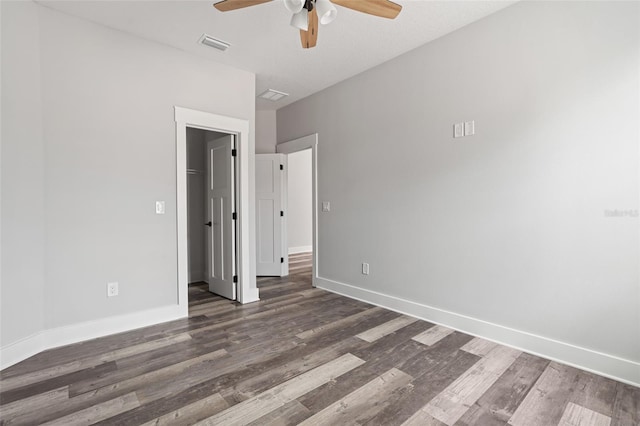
255, 133, 318, 298
186, 128, 237, 303
285, 149, 313, 283
276, 133, 319, 287
175, 106, 259, 317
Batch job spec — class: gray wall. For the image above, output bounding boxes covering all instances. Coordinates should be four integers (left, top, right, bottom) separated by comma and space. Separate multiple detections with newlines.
39, 5, 255, 329
256, 110, 277, 154
0, 1, 46, 347
287, 149, 313, 253
1, 1, 256, 349
277, 0, 639, 365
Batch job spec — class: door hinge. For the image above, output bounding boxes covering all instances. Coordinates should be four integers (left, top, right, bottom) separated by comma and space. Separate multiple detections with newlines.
231, 149, 237, 157
281, 257, 284, 263
232, 212, 237, 220
280, 210, 284, 217
280, 164, 284, 170
233, 275, 238, 283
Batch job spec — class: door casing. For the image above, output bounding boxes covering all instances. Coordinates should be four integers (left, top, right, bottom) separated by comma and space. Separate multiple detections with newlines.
175, 106, 259, 316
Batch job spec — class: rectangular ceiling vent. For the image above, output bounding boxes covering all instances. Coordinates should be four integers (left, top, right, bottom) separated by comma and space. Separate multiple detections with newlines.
199, 34, 230, 51
258, 89, 289, 102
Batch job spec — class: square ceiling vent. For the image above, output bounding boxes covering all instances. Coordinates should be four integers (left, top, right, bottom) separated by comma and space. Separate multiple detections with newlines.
258, 89, 289, 102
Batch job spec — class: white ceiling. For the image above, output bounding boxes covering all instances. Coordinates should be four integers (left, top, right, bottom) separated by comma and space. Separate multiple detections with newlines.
37, 0, 516, 110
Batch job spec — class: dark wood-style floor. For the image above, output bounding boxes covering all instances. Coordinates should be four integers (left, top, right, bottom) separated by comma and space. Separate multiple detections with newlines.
1, 252, 638, 425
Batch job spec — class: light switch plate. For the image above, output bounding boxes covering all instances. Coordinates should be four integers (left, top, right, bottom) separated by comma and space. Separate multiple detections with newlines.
362, 262, 370, 275
464, 120, 475, 136
322, 201, 330, 212
454, 123, 464, 138
155, 201, 165, 215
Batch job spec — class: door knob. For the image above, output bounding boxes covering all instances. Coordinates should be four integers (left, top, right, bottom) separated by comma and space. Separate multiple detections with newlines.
205, 221, 212, 227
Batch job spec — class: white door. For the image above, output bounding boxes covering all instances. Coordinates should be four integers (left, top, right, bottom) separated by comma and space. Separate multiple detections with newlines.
206, 134, 236, 299
256, 154, 286, 276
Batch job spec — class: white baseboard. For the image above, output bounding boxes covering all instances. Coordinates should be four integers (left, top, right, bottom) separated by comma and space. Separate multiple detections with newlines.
0, 304, 187, 371
0, 332, 46, 371
288, 246, 312, 255
239, 287, 260, 305
316, 276, 640, 387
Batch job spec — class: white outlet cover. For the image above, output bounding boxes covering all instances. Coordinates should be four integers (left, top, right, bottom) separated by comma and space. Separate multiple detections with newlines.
107, 282, 119, 297
322, 201, 331, 212
453, 123, 464, 138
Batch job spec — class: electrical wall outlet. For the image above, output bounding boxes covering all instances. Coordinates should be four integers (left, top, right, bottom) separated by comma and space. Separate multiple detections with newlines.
362, 262, 370, 275
107, 282, 119, 297
322, 201, 331, 212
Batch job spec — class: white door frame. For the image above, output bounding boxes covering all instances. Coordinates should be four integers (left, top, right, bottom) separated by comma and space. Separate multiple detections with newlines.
276, 133, 319, 287
175, 106, 259, 313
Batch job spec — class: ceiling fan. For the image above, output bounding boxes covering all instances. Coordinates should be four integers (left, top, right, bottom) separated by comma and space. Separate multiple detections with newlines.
213, 0, 402, 49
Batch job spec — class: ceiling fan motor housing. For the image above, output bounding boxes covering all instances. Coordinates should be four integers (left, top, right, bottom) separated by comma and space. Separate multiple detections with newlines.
304, 0, 314, 12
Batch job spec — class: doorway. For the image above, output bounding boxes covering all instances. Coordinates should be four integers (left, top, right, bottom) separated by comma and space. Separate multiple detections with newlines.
186, 128, 237, 300
254, 150, 313, 279
175, 106, 259, 316
284, 149, 313, 280
277, 133, 319, 286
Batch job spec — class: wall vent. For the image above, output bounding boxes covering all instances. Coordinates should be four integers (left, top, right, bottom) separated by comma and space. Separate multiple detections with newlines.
258, 89, 289, 101
199, 34, 230, 51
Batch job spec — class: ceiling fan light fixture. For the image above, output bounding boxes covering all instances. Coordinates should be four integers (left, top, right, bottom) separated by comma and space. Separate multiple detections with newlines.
290, 9, 309, 31
315, 0, 337, 25
212, 0, 402, 49
284, 0, 305, 13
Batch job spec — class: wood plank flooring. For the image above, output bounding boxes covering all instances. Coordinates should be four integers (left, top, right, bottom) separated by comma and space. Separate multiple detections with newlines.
1, 252, 638, 425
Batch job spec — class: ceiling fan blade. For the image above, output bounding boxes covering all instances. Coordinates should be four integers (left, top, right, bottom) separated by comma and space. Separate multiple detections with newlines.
213, 0, 272, 12
300, 8, 318, 49
331, 0, 401, 19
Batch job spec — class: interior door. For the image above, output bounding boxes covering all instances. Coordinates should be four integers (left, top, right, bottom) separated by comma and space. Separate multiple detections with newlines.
206, 134, 236, 300
256, 154, 286, 276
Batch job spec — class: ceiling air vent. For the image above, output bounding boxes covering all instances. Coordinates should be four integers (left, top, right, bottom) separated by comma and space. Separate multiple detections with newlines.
199, 34, 230, 51
258, 89, 289, 102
